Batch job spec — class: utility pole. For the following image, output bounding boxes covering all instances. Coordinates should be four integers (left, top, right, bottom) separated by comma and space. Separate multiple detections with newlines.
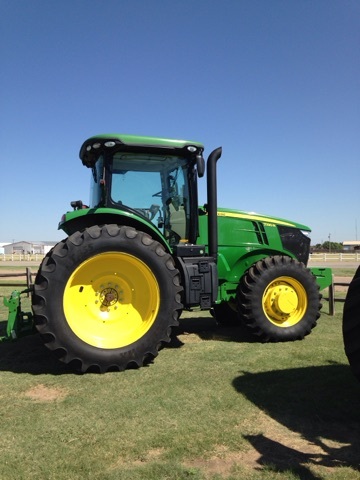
328, 233, 331, 253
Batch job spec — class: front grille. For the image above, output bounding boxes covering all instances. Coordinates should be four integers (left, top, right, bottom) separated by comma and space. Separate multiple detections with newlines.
278, 226, 310, 265
259, 222, 269, 245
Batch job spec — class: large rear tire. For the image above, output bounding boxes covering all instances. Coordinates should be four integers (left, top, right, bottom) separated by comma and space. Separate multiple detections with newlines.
237, 256, 321, 342
343, 266, 360, 382
32, 225, 183, 372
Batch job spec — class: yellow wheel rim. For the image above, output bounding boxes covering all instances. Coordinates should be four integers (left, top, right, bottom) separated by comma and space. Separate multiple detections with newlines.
63, 252, 160, 349
262, 276, 307, 327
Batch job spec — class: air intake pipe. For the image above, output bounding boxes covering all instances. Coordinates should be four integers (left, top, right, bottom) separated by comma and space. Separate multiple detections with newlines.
206, 146, 222, 262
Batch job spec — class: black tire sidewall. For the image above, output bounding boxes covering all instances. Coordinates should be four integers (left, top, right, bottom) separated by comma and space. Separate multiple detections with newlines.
343, 266, 360, 380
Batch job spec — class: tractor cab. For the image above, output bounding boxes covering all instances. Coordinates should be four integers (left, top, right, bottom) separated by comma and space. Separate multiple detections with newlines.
92, 151, 192, 246
74, 134, 206, 247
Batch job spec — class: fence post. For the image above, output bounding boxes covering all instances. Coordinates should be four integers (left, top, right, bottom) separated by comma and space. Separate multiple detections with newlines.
26, 267, 33, 297
328, 281, 335, 316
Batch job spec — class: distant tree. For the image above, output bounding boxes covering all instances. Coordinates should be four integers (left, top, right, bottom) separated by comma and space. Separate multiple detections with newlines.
322, 241, 343, 252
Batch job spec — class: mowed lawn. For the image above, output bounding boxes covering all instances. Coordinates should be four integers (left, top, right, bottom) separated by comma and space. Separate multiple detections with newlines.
0, 268, 360, 479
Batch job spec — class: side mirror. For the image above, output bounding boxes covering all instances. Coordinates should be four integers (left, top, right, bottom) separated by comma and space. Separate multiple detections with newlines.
196, 154, 205, 178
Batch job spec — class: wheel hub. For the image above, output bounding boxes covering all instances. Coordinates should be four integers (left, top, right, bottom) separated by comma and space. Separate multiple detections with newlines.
99, 286, 119, 307
265, 284, 299, 318
274, 287, 299, 314
262, 276, 307, 327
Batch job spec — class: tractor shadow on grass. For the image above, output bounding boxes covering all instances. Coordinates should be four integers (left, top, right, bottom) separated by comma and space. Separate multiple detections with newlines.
233, 364, 360, 479
0, 313, 257, 374
168, 310, 258, 348
0, 321, 74, 375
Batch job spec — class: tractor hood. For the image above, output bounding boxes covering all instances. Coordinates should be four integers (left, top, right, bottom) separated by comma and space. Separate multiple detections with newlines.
198, 206, 312, 265
216, 207, 311, 231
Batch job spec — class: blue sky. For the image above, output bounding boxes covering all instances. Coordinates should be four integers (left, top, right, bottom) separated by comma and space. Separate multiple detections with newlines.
1, 0, 359, 245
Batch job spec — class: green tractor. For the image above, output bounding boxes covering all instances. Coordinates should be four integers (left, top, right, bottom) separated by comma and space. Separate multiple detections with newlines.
27, 134, 331, 372
343, 266, 360, 382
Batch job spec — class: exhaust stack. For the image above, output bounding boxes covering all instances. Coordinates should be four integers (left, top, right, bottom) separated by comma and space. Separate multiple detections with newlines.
206, 147, 222, 262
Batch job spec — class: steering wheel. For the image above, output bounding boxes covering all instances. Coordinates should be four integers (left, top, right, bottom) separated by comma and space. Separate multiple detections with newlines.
149, 204, 160, 220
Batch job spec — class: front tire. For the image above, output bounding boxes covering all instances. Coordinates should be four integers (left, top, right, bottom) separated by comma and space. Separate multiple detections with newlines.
32, 225, 183, 372
343, 266, 360, 382
237, 256, 321, 342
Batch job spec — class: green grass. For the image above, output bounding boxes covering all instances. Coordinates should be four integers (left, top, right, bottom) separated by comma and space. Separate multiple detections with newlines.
0, 281, 360, 479
331, 267, 357, 277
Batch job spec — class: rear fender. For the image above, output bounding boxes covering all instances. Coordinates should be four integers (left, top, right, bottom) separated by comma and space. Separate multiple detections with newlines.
58, 207, 172, 252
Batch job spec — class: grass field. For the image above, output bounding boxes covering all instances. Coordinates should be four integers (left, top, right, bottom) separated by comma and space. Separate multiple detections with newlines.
0, 268, 360, 479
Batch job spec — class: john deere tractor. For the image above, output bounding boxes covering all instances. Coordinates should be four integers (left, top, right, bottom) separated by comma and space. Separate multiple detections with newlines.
28, 134, 332, 372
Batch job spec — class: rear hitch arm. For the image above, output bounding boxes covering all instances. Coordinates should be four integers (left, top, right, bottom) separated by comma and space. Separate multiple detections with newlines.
0, 288, 35, 342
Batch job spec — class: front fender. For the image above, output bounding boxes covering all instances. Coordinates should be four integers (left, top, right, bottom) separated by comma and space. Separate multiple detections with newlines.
58, 207, 172, 252
217, 249, 294, 283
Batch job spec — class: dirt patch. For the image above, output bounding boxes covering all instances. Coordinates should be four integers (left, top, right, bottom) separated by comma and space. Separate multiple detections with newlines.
185, 446, 260, 476
109, 447, 166, 470
177, 332, 204, 343
140, 447, 165, 462
24, 384, 68, 402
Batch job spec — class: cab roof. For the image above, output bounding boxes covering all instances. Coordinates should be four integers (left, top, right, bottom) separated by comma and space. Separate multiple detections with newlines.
80, 133, 204, 167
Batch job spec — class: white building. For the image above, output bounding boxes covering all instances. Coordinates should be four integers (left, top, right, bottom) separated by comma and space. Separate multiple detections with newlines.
343, 241, 360, 251
2, 241, 57, 255
0, 242, 10, 254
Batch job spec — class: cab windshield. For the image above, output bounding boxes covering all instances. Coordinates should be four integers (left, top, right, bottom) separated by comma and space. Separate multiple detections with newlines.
109, 152, 191, 245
